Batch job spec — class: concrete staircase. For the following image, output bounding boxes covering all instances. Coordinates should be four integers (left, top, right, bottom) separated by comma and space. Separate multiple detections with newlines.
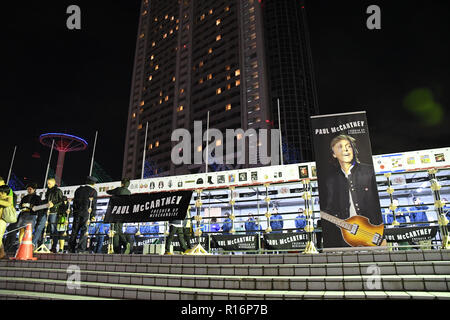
1, 250, 449, 300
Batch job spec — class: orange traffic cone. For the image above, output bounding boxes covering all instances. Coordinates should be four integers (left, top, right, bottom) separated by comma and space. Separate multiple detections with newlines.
10, 223, 37, 261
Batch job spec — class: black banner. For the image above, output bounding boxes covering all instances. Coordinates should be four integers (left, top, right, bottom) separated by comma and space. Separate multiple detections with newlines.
103, 191, 193, 223
210, 234, 258, 251
384, 226, 438, 242
311, 111, 384, 248
263, 232, 309, 250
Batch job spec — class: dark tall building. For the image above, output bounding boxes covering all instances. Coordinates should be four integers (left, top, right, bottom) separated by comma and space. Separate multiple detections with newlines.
122, 0, 318, 179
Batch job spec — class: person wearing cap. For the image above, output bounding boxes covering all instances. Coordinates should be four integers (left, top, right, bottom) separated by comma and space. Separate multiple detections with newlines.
68, 176, 98, 253
106, 178, 131, 254
17, 182, 42, 244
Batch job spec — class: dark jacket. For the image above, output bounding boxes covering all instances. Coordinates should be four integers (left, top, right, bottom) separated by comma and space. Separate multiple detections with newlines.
322, 162, 383, 248
45, 186, 64, 214
20, 193, 42, 216
73, 185, 98, 219
106, 186, 131, 196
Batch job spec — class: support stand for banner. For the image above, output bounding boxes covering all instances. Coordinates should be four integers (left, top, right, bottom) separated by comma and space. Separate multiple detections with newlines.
188, 189, 209, 255
428, 169, 449, 249
229, 187, 236, 235
302, 179, 318, 254
264, 183, 272, 233
34, 209, 51, 253
385, 173, 400, 226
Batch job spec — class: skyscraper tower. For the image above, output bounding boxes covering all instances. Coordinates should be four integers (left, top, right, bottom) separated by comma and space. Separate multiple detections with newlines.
122, 0, 318, 179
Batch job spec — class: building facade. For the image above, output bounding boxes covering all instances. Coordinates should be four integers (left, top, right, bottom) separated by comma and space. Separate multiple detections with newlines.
122, 0, 318, 179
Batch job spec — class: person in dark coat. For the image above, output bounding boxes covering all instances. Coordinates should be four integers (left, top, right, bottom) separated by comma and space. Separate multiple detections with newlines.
33, 178, 64, 251
17, 182, 41, 243
68, 176, 98, 253
106, 178, 131, 254
321, 135, 383, 248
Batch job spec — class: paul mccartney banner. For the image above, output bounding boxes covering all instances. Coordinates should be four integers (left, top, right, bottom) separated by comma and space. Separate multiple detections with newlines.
310, 111, 384, 248
104, 191, 193, 223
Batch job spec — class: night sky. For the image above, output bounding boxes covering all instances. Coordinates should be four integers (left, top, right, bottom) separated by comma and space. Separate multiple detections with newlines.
2, 0, 449, 189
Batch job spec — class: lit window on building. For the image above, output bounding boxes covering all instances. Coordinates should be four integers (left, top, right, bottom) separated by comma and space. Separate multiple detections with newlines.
208, 47, 213, 54
172, 76, 176, 82
150, 55, 154, 60
225, 65, 231, 71
165, 95, 169, 101
148, 75, 152, 81
152, 41, 156, 47
149, 143, 153, 150
163, 33, 167, 39
225, 104, 231, 111
199, 78, 204, 84
235, 69, 240, 76
226, 83, 231, 90
216, 19, 221, 25
165, 14, 168, 19
216, 88, 222, 94
139, 33, 145, 39
199, 61, 204, 67
216, 35, 221, 41
132, 113, 136, 118
177, 106, 184, 112
200, 14, 205, 21
155, 65, 159, 70
235, 79, 241, 86
140, 101, 145, 106
209, 9, 213, 14
138, 124, 143, 130
180, 88, 185, 94
155, 141, 159, 147
207, 74, 213, 80
226, 74, 231, 80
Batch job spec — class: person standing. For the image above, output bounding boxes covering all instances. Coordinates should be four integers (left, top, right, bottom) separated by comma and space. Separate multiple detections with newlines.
0, 177, 18, 253
106, 178, 131, 254
295, 208, 306, 232
17, 182, 41, 243
0, 185, 14, 259
45, 178, 64, 253
245, 214, 259, 235
220, 212, 233, 234
55, 196, 71, 253
165, 218, 189, 255
68, 176, 98, 253
33, 178, 63, 251
270, 208, 284, 233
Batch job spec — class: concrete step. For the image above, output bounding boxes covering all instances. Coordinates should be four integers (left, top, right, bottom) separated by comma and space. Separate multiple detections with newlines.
1, 277, 449, 300
0, 289, 117, 300
1, 259, 448, 277
1, 267, 449, 292
30, 249, 450, 265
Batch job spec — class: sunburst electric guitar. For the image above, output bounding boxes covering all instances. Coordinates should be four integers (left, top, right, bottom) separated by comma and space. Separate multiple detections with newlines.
320, 211, 384, 247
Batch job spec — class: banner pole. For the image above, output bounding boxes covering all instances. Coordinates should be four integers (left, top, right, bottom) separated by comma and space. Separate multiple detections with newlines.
6, 146, 17, 185
205, 111, 210, 174
277, 98, 284, 166
141, 122, 149, 180
264, 183, 272, 233
89, 131, 98, 176
189, 189, 208, 254
428, 168, 449, 249
302, 179, 318, 254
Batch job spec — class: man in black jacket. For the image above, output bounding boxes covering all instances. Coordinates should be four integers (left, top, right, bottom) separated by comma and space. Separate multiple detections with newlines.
322, 135, 383, 248
106, 178, 131, 254
68, 176, 98, 253
45, 178, 64, 253
17, 182, 42, 243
